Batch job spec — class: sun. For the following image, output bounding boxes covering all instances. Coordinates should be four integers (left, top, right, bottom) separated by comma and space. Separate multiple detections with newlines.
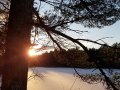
28, 49, 37, 56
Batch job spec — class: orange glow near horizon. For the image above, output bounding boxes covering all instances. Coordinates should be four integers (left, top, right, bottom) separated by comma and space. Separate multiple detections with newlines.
28, 46, 54, 57
28, 49, 37, 56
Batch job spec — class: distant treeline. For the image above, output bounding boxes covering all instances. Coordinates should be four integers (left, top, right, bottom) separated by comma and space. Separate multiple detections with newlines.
29, 43, 120, 68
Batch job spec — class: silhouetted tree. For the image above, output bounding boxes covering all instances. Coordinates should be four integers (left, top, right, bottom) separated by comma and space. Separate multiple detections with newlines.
0, 0, 120, 90
1, 0, 33, 90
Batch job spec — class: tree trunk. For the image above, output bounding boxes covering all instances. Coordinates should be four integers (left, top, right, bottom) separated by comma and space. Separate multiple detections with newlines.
1, 0, 33, 90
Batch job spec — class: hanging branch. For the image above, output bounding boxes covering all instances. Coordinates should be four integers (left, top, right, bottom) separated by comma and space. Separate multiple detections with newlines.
46, 31, 63, 50
45, 27, 119, 90
33, 8, 119, 90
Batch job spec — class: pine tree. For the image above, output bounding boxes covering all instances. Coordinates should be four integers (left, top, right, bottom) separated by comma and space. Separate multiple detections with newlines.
1, 0, 33, 90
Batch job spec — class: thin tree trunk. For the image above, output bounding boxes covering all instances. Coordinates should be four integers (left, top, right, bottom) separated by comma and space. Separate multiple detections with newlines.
1, 0, 33, 90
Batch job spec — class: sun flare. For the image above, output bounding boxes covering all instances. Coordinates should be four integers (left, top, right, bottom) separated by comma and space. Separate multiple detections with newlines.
28, 49, 36, 56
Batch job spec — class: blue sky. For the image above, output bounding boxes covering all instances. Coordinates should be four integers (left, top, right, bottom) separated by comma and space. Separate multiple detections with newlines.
68, 20, 120, 48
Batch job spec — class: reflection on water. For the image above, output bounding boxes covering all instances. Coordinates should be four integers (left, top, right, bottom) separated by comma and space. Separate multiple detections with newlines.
27, 68, 114, 90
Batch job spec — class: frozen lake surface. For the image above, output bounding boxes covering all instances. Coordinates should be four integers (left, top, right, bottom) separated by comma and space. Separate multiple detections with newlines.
27, 67, 120, 90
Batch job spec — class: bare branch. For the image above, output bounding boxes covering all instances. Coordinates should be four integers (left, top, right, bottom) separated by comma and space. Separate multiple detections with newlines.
96, 37, 113, 42
76, 38, 120, 50
0, 1, 9, 10
96, 37, 113, 44
46, 31, 63, 50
